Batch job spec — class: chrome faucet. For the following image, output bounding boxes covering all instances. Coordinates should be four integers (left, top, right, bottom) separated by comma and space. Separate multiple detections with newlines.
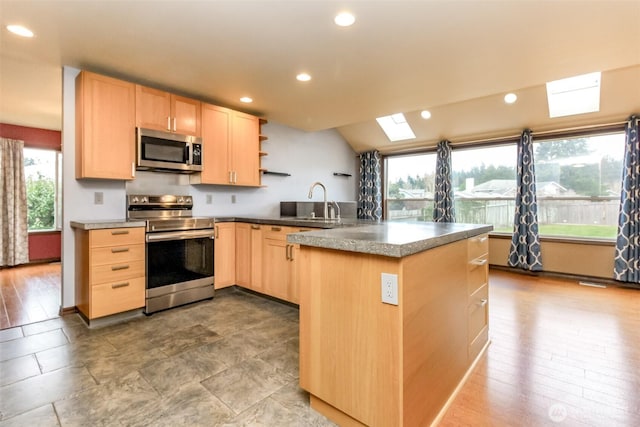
330, 201, 341, 221
308, 181, 328, 219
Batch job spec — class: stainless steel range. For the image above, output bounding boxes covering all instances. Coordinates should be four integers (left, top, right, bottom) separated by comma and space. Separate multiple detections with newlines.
127, 194, 215, 314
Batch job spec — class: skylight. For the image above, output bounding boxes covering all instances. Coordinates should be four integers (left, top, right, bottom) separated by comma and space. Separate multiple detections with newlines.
546, 72, 601, 118
376, 113, 416, 142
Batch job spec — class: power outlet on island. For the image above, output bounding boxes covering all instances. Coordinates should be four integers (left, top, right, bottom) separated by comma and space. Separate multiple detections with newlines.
381, 273, 398, 305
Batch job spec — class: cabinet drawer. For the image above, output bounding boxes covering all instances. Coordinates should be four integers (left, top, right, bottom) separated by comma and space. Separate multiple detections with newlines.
90, 260, 145, 285
468, 255, 488, 295
91, 243, 144, 266
91, 227, 144, 247
262, 225, 289, 240
468, 284, 488, 344
91, 276, 145, 318
468, 233, 489, 260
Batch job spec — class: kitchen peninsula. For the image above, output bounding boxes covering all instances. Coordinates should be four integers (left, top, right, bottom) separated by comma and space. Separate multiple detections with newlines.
288, 222, 492, 427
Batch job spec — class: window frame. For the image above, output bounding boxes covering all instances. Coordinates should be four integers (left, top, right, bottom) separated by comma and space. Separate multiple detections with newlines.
23, 146, 63, 233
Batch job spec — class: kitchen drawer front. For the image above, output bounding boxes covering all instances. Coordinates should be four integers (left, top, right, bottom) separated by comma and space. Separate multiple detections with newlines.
262, 225, 291, 240
468, 233, 489, 260
90, 260, 145, 285
469, 324, 489, 362
90, 227, 145, 248
468, 283, 488, 342
91, 243, 144, 266
468, 255, 488, 295
91, 276, 145, 318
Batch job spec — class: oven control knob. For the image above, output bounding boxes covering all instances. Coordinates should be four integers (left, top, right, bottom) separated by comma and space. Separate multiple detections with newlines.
141, 197, 148, 203
177, 197, 184, 204
186, 196, 192, 204
131, 196, 139, 204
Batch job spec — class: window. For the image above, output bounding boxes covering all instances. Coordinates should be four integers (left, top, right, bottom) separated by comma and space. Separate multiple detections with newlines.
24, 147, 62, 231
383, 129, 625, 241
452, 144, 517, 232
533, 132, 624, 239
385, 153, 436, 221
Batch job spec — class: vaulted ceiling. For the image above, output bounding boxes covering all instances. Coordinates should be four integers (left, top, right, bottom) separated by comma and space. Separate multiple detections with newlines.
1, 1, 639, 153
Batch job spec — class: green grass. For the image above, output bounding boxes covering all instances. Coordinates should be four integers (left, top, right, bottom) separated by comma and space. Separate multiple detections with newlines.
493, 224, 617, 239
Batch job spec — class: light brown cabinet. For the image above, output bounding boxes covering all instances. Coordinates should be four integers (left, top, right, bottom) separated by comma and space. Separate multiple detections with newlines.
214, 222, 236, 289
75, 71, 136, 180
467, 233, 489, 361
75, 227, 145, 320
191, 104, 261, 187
262, 225, 308, 304
135, 85, 201, 136
235, 222, 264, 291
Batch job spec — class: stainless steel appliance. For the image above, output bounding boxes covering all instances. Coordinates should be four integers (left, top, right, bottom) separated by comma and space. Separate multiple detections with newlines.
127, 194, 214, 314
136, 128, 203, 173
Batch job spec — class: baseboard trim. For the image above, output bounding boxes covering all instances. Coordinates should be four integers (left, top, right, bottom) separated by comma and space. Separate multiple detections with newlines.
59, 306, 77, 316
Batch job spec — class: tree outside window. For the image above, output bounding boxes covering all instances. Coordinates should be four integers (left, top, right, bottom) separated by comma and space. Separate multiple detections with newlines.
24, 148, 61, 231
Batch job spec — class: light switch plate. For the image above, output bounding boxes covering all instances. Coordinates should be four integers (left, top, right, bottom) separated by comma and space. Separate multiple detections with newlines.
94, 191, 104, 205
206, 194, 213, 204
381, 273, 398, 305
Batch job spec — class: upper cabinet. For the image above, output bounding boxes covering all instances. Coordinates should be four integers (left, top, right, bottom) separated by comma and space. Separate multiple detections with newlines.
75, 71, 136, 180
191, 104, 261, 187
135, 85, 201, 137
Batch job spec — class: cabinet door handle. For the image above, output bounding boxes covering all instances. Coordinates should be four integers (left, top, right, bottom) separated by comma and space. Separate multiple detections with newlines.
173, 117, 177, 132
111, 247, 130, 253
470, 258, 488, 267
215, 226, 219, 239
477, 236, 488, 243
131, 162, 136, 178
289, 245, 294, 261
251, 224, 261, 230
478, 298, 488, 307
229, 171, 233, 184
112, 282, 130, 289
233, 171, 237, 183
111, 264, 130, 271
285, 244, 291, 260
111, 230, 130, 235
167, 117, 171, 131
271, 226, 281, 232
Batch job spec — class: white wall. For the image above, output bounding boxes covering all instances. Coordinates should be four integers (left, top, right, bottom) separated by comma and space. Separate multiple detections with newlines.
61, 67, 358, 309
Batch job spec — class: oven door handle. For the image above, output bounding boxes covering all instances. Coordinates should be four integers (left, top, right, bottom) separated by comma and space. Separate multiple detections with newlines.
146, 229, 215, 242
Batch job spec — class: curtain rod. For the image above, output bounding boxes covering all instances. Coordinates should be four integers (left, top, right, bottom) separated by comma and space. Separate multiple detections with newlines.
378, 119, 629, 156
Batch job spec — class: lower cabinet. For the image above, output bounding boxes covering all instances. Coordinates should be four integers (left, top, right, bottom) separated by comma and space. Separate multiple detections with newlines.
214, 222, 236, 289
467, 233, 489, 360
235, 223, 263, 292
74, 227, 145, 320
262, 225, 308, 304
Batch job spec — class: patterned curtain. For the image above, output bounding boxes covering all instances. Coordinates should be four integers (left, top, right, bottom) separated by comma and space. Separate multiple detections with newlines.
433, 140, 455, 222
614, 115, 640, 282
508, 129, 542, 271
357, 150, 382, 221
1, 138, 29, 267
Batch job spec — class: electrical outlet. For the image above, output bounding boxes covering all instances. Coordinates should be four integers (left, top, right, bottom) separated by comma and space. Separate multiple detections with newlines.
94, 191, 104, 205
231, 194, 236, 204
381, 273, 398, 305
206, 194, 213, 204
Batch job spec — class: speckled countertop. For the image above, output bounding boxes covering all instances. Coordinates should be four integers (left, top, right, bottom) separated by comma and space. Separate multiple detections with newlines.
70, 220, 146, 230
287, 222, 493, 258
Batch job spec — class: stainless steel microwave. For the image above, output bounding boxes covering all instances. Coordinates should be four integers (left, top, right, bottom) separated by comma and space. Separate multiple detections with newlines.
136, 127, 203, 173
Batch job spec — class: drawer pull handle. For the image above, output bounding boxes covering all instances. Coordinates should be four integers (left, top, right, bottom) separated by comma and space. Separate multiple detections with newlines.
111, 247, 130, 253
470, 258, 488, 267
111, 264, 130, 271
477, 236, 488, 243
112, 282, 130, 289
251, 225, 261, 230
271, 226, 281, 231
479, 298, 488, 307
111, 230, 130, 235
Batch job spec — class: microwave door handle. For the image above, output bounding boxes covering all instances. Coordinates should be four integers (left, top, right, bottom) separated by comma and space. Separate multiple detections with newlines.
186, 142, 192, 165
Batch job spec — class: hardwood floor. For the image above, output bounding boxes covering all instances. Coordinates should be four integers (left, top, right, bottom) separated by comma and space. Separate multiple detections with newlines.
0, 263, 61, 330
441, 269, 640, 426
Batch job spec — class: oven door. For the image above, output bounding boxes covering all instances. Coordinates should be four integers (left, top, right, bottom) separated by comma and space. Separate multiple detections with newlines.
145, 229, 215, 298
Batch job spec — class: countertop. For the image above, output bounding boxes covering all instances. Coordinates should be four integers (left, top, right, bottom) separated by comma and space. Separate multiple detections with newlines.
287, 221, 493, 257
70, 219, 146, 230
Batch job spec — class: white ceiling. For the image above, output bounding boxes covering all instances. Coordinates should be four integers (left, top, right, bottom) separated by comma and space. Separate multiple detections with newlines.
1, 1, 639, 152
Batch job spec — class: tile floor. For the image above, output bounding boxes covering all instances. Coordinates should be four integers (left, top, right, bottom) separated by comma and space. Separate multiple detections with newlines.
0, 288, 335, 426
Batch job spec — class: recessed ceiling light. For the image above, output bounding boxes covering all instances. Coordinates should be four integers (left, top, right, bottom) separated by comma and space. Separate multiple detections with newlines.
296, 73, 312, 82
240, 97, 253, 103
334, 12, 356, 27
420, 110, 432, 120
504, 93, 517, 104
6, 24, 34, 38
